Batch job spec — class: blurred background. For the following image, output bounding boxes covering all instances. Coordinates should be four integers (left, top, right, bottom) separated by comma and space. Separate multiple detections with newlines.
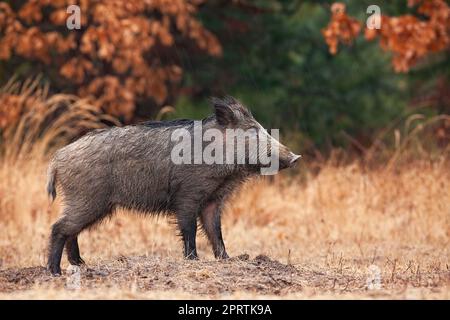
0, 1, 449, 299
0, 0, 448, 159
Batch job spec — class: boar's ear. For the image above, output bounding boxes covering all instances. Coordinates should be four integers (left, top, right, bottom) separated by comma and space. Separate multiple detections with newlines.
210, 96, 239, 126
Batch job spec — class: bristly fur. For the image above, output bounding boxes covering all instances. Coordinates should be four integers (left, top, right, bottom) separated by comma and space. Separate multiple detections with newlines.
46, 159, 57, 201
45, 96, 297, 275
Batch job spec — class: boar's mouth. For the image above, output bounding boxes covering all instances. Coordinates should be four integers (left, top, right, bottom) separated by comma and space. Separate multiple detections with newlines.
289, 154, 301, 166
278, 153, 301, 170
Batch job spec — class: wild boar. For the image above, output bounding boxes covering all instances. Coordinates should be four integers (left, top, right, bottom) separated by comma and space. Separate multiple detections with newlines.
46, 96, 300, 275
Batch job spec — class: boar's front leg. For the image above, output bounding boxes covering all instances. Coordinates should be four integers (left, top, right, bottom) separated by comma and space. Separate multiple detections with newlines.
200, 201, 229, 259
174, 203, 199, 259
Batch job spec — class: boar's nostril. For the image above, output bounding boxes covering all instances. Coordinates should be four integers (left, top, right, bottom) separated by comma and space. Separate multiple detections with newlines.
290, 154, 301, 165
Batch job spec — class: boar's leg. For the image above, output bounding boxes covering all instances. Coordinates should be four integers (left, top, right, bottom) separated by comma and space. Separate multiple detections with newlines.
180, 221, 198, 259
65, 236, 84, 266
48, 204, 109, 275
200, 201, 229, 259
178, 216, 198, 259
47, 217, 70, 275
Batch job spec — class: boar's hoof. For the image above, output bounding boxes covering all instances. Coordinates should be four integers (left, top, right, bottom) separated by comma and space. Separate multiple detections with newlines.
185, 253, 199, 260
68, 257, 85, 266
48, 265, 62, 276
217, 252, 229, 260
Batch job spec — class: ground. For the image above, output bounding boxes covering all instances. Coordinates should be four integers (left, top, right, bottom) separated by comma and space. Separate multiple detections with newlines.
0, 249, 448, 299
0, 159, 449, 299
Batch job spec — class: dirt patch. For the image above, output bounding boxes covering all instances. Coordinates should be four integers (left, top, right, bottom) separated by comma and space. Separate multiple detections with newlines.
0, 254, 303, 296
0, 252, 449, 298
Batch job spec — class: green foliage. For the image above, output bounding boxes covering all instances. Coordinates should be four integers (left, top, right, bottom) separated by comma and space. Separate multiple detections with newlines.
2, 0, 446, 153
173, 0, 420, 152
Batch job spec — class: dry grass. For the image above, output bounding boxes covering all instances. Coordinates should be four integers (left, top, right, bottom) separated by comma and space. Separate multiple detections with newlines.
0, 77, 118, 160
0, 80, 448, 299
0, 155, 448, 299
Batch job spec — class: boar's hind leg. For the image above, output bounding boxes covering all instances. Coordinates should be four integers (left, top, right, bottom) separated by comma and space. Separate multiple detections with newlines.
200, 202, 229, 259
65, 236, 84, 266
48, 216, 71, 275
48, 205, 106, 275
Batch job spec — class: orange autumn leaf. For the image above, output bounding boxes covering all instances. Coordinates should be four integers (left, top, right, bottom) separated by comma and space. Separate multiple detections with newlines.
322, 3, 361, 55
0, 0, 222, 123
323, 0, 450, 72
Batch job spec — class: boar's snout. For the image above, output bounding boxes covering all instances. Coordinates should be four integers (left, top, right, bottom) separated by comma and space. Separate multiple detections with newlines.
289, 153, 301, 167
278, 148, 302, 170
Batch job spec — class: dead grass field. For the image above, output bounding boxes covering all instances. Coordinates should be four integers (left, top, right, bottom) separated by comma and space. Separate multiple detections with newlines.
0, 156, 449, 299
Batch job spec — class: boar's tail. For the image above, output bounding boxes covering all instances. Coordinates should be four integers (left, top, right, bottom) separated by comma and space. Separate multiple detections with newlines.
46, 160, 57, 201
